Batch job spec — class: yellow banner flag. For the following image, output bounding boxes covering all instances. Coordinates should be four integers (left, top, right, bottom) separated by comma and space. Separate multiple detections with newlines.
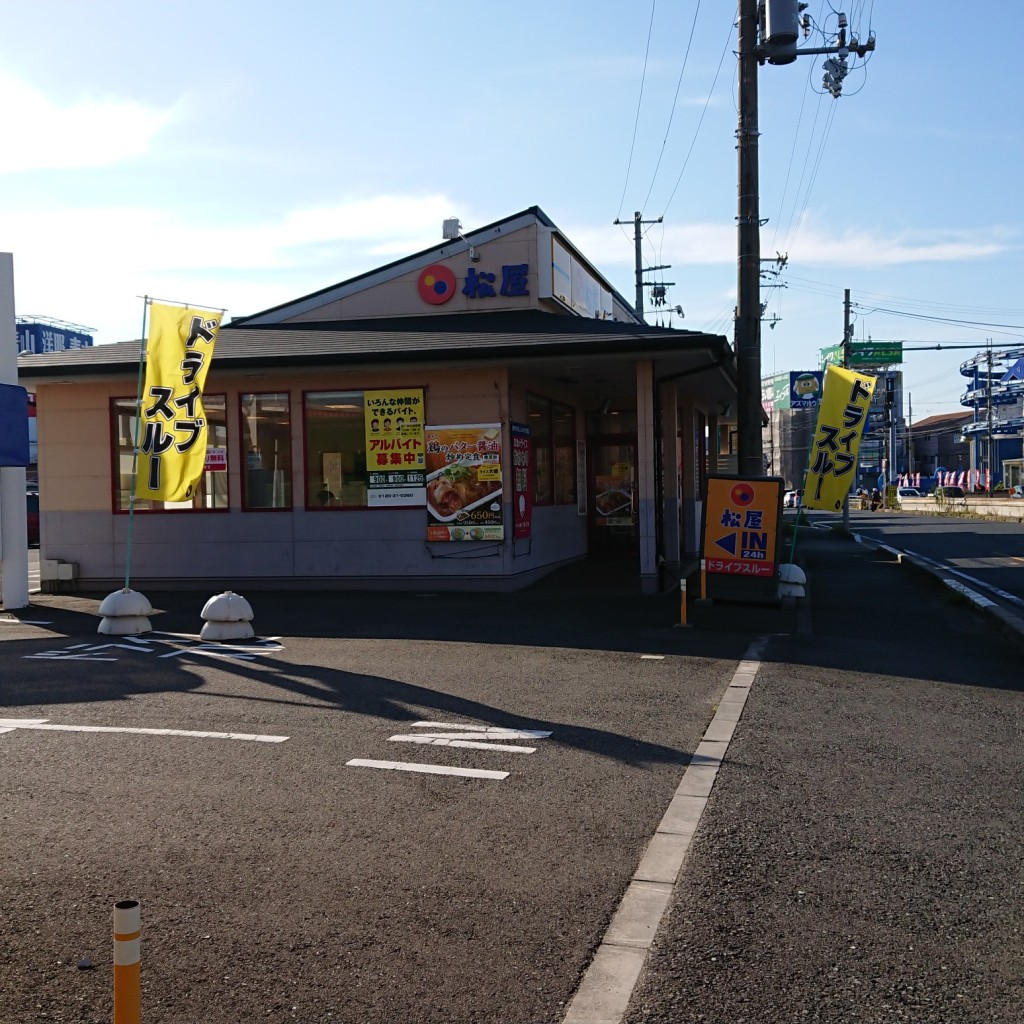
134, 303, 223, 502
803, 364, 876, 511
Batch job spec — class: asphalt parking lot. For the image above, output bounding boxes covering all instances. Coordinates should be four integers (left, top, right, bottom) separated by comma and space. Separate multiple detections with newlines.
2, 524, 1022, 1023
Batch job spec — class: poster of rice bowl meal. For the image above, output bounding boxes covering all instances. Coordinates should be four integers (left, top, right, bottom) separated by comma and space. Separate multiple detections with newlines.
425, 423, 504, 541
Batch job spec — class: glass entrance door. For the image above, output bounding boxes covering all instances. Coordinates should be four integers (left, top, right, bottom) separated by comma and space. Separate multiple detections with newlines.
589, 438, 637, 553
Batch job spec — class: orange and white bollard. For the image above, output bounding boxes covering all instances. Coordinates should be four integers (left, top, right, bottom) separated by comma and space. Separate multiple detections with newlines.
700, 558, 707, 601
679, 577, 689, 626
113, 899, 141, 1024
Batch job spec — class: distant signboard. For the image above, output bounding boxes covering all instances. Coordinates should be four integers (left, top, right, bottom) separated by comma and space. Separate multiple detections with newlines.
820, 342, 902, 368
789, 370, 824, 409
763, 374, 790, 411
17, 322, 94, 355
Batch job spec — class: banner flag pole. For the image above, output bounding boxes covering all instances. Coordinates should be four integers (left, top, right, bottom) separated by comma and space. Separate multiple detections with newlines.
123, 297, 150, 592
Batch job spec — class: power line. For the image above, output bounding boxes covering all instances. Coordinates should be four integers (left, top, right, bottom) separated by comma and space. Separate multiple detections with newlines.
616, 1, 659, 223
853, 306, 1024, 331
660, 14, 735, 220
639, 0, 703, 217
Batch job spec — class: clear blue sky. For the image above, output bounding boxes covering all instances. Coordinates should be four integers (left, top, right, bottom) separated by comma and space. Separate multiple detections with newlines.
3, 2, 1020, 420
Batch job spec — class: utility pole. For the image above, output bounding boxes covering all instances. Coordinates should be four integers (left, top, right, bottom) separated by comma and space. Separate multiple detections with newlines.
735, 0, 763, 476
734, 1, 875, 477
841, 287, 852, 530
986, 340, 995, 492
907, 393, 914, 477
613, 211, 667, 322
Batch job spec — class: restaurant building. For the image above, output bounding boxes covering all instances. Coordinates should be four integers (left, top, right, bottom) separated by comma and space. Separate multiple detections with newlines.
17, 207, 738, 594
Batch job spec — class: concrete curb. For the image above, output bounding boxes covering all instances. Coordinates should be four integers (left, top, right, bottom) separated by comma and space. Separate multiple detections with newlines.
561, 638, 769, 1024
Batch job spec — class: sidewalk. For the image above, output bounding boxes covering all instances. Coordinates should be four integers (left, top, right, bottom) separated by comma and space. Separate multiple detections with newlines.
573, 525, 1024, 1024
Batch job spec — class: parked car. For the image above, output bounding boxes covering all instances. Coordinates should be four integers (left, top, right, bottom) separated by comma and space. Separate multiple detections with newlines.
26, 490, 39, 546
783, 489, 804, 508
1010, 485, 1024, 499
897, 487, 921, 498
935, 485, 966, 500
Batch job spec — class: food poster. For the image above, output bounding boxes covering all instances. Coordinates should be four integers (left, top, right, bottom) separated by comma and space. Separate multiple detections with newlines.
425, 423, 504, 541
511, 422, 532, 539
364, 389, 426, 507
594, 467, 633, 526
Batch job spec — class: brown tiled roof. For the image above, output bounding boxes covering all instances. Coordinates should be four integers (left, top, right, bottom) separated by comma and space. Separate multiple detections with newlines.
910, 411, 973, 431
16, 310, 733, 378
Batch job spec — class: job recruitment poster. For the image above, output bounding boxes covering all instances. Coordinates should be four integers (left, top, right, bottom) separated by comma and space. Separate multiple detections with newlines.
363, 389, 426, 507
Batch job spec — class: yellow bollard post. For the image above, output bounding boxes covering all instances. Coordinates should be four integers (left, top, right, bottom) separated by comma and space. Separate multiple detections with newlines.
674, 576, 693, 628
113, 899, 141, 1024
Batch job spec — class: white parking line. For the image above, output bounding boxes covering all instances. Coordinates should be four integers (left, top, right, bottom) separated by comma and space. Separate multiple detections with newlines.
346, 758, 509, 780
349, 721, 553, 781
0, 718, 288, 743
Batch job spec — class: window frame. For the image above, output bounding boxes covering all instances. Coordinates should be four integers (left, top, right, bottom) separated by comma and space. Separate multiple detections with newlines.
239, 391, 293, 512
526, 391, 576, 507
109, 394, 230, 513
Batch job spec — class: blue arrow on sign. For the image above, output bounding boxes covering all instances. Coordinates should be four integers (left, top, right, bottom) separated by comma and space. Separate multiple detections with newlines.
714, 533, 738, 555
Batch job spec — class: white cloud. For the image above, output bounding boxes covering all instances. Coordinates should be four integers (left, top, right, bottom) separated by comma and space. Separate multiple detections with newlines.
566, 216, 1014, 270
0, 74, 178, 172
5, 192, 1015, 345
5, 194, 461, 341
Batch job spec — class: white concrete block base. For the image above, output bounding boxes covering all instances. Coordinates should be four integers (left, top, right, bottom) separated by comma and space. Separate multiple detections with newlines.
96, 588, 153, 635
200, 590, 255, 641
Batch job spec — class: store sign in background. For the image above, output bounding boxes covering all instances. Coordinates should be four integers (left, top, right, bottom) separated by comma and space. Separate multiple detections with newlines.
425, 423, 504, 542
789, 370, 824, 409
511, 422, 532, 539
820, 342, 903, 368
16, 321, 93, 355
364, 389, 426, 507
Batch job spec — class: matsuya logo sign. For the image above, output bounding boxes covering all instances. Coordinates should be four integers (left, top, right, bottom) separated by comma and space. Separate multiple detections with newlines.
417, 264, 457, 304
416, 262, 530, 306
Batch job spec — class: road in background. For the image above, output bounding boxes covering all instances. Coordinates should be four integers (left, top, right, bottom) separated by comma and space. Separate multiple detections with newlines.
808, 508, 1024, 616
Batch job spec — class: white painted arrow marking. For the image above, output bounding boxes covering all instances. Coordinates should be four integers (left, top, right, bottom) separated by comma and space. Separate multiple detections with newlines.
388, 734, 537, 753
409, 721, 552, 739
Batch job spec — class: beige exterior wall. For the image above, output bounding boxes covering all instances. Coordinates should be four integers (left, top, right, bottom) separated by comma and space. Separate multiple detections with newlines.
286, 226, 542, 322
37, 381, 120, 512
37, 366, 510, 515
32, 362, 595, 591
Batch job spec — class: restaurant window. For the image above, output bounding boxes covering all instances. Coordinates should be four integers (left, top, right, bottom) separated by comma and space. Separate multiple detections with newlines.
553, 402, 577, 504
241, 393, 292, 509
304, 391, 368, 507
112, 395, 228, 511
527, 393, 576, 506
